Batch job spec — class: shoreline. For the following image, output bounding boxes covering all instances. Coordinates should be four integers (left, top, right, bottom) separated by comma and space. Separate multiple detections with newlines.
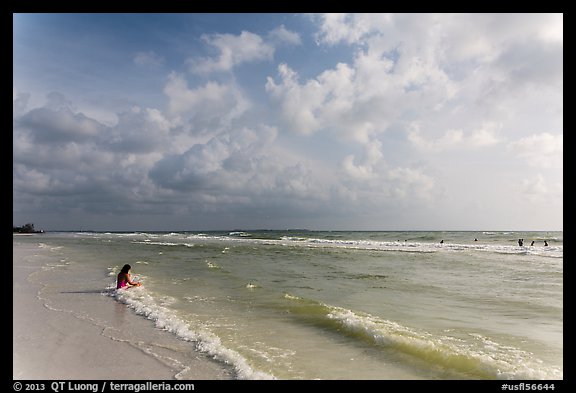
13, 232, 562, 380
13, 239, 234, 380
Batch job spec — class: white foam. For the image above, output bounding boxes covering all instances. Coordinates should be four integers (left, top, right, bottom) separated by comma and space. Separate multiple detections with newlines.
206, 261, 220, 269
111, 286, 275, 380
130, 233, 562, 258
132, 241, 195, 248
325, 306, 563, 380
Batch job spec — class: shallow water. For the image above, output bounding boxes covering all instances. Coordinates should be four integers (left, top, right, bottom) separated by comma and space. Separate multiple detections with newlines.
15, 230, 563, 379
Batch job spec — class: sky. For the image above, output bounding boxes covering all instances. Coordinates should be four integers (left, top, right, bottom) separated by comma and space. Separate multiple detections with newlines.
13, 13, 563, 231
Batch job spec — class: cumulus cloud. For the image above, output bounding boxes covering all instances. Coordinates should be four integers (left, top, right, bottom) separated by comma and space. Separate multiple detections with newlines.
265, 63, 327, 135
187, 25, 301, 75
341, 138, 383, 181
313, 13, 392, 45
387, 166, 436, 201
268, 25, 302, 46
408, 122, 502, 151
13, 14, 562, 230
189, 31, 274, 74
265, 29, 457, 140
163, 72, 250, 130
13, 91, 30, 117
18, 106, 103, 144
310, 13, 562, 103
337, 134, 438, 209
516, 173, 563, 208
13, 91, 335, 222
104, 107, 173, 153
148, 124, 329, 203
509, 133, 563, 169
266, 59, 398, 139
336, 161, 438, 213
13, 93, 172, 215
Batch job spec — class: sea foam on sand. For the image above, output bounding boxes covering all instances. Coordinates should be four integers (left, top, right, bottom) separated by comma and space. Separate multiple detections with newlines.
13, 239, 233, 380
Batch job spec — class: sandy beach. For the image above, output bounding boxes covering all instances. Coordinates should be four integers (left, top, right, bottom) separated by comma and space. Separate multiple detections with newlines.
13, 238, 234, 380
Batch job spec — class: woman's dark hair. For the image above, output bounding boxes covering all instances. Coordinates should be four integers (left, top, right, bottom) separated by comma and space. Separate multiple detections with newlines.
120, 264, 131, 274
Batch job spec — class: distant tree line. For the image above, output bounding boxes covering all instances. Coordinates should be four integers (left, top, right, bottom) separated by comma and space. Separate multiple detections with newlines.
13, 223, 44, 233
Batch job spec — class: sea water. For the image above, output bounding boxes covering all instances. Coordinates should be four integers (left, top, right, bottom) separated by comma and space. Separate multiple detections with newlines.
14, 230, 563, 380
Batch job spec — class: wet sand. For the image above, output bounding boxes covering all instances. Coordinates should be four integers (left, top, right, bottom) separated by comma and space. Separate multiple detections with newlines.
13, 239, 234, 380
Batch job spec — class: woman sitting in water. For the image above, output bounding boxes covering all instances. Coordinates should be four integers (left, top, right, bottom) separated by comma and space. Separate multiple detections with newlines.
116, 264, 141, 289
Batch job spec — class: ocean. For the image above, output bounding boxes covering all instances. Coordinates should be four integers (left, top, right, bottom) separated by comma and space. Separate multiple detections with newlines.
14, 230, 563, 380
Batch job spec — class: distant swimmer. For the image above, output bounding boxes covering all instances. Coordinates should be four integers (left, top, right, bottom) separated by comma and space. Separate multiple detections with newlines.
518, 238, 523, 247
474, 238, 478, 242
440, 240, 444, 244
531, 241, 535, 246
544, 240, 549, 247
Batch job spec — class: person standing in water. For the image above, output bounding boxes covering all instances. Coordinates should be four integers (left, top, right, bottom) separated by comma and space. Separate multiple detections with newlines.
116, 264, 141, 289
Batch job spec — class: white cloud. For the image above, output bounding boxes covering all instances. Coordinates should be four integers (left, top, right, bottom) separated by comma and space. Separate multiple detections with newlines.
337, 134, 438, 208
509, 133, 563, 169
268, 25, 302, 46
13, 93, 174, 211
188, 31, 274, 74
469, 124, 502, 147
310, 13, 562, 120
408, 122, 502, 151
266, 62, 356, 136
133, 51, 164, 67
266, 59, 397, 140
13, 90, 30, 117
314, 13, 562, 56
408, 126, 462, 151
341, 138, 383, 181
536, 13, 563, 43
342, 155, 375, 181
313, 13, 392, 45
18, 106, 102, 144
266, 23, 458, 140
13, 14, 563, 230
265, 63, 318, 134
338, 159, 438, 210
148, 124, 332, 210
516, 173, 563, 208
163, 72, 250, 129
387, 166, 435, 201
13, 90, 337, 224
105, 106, 173, 153
521, 174, 549, 196
164, 73, 226, 113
